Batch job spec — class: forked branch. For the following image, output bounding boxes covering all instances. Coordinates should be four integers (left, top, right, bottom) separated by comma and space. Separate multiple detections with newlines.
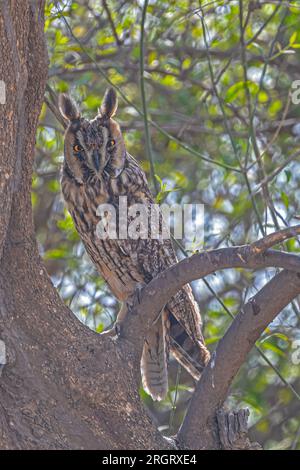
177, 269, 300, 449
121, 225, 300, 350
118, 226, 300, 448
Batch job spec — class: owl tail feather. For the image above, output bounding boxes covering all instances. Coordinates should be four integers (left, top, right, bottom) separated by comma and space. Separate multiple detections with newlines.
141, 316, 168, 401
170, 337, 203, 380
168, 312, 210, 380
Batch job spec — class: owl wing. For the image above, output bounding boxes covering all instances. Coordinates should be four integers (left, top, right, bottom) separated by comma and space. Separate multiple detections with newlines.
113, 157, 210, 397
64, 153, 209, 400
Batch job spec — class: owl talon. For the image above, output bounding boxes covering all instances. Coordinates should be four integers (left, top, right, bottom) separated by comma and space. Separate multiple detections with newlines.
135, 282, 145, 304
101, 325, 118, 337
127, 282, 146, 311
115, 322, 122, 337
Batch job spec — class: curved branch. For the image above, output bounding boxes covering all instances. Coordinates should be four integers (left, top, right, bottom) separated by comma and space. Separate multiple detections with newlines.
121, 241, 300, 351
251, 225, 300, 252
116, 228, 300, 448
177, 269, 300, 449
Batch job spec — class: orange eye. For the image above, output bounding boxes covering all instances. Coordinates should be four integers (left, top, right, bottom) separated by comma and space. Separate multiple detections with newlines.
108, 139, 116, 147
73, 144, 82, 153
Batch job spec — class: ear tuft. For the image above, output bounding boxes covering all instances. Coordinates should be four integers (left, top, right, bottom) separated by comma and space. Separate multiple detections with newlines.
59, 94, 80, 121
100, 88, 118, 118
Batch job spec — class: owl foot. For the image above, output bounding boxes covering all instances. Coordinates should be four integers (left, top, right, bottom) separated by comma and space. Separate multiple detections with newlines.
101, 325, 118, 337
126, 282, 146, 311
101, 321, 123, 338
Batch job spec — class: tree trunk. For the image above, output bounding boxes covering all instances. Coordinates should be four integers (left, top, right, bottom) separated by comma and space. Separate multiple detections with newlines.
0, 0, 170, 450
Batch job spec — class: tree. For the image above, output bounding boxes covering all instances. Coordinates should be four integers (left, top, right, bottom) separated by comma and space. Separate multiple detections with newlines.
0, 0, 299, 450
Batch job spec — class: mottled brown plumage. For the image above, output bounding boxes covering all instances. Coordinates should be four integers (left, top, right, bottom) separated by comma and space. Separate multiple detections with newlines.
59, 88, 210, 400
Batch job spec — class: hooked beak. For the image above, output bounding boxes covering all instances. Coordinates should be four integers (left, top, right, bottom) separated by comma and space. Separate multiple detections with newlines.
92, 150, 101, 172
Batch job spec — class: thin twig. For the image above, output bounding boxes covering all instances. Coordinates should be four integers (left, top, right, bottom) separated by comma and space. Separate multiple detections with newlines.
254, 149, 300, 194
251, 225, 300, 253
139, 0, 159, 194
198, 1, 265, 234
102, 0, 122, 46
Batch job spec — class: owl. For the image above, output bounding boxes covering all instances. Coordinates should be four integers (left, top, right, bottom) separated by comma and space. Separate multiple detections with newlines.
59, 88, 210, 400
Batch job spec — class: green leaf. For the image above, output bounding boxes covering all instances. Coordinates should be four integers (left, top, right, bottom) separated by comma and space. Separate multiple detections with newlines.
45, 247, 69, 260
289, 31, 297, 45
285, 170, 292, 183
225, 81, 259, 103
281, 191, 289, 209
261, 341, 286, 358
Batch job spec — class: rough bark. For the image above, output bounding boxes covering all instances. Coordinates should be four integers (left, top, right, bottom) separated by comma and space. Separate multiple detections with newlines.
0, 0, 299, 451
0, 0, 170, 450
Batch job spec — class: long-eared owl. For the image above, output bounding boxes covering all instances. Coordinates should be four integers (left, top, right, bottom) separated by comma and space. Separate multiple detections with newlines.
59, 88, 210, 400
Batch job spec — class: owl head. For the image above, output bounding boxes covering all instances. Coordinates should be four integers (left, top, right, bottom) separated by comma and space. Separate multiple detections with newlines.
59, 88, 125, 183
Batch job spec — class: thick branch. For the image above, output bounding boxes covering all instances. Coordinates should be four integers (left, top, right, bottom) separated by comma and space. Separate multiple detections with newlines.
121, 242, 300, 353
177, 269, 300, 449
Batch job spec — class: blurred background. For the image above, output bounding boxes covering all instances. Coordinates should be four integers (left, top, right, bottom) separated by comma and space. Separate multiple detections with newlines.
36, 0, 300, 448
